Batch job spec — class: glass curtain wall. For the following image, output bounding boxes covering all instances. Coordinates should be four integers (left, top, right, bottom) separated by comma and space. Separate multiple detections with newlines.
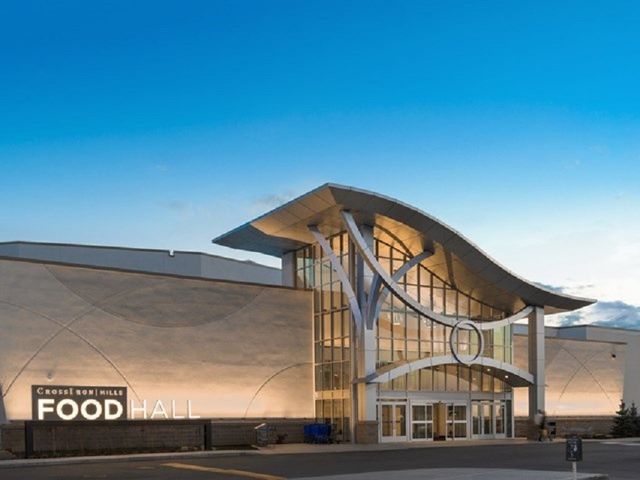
295, 233, 351, 441
375, 238, 514, 394
295, 231, 516, 441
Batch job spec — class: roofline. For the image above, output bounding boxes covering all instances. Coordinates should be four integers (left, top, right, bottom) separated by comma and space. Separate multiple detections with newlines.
211, 182, 335, 245
513, 322, 640, 339
552, 324, 640, 333
0, 240, 280, 271
212, 183, 596, 312
0, 255, 297, 291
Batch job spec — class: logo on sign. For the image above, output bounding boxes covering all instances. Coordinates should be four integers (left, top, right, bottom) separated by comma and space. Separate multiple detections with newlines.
32, 385, 128, 421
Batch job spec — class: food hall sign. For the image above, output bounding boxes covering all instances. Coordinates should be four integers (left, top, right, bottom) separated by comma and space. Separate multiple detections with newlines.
32, 385, 127, 421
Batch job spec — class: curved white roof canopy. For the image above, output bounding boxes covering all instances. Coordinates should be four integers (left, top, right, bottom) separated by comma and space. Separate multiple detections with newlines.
213, 184, 595, 315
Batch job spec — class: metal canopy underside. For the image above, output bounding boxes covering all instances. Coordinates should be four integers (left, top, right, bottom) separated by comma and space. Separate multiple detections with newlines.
213, 184, 595, 315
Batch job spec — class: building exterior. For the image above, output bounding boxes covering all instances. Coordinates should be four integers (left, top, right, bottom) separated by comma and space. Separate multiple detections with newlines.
0, 245, 310, 422
0, 184, 638, 446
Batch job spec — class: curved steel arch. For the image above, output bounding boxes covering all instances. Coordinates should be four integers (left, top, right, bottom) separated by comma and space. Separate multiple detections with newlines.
342, 210, 534, 332
342, 210, 459, 328
450, 320, 484, 364
366, 250, 433, 329
309, 225, 364, 335
478, 306, 533, 330
364, 355, 534, 388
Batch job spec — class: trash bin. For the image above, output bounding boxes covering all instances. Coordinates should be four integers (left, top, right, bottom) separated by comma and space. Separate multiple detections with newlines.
303, 423, 332, 444
255, 423, 270, 447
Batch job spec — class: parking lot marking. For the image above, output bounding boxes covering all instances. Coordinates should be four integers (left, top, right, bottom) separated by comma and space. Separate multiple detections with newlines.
162, 462, 286, 480
602, 441, 640, 446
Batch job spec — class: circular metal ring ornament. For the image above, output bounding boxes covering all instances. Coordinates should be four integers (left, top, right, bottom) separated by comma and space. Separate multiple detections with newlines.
449, 320, 484, 365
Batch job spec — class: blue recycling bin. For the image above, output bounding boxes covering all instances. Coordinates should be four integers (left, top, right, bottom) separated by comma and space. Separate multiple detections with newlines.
303, 423, 332, 443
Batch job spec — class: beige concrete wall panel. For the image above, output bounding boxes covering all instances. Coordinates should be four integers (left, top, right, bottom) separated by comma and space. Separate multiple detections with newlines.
514, 336, 625, 417
45, 264, 166, 306
5, 329, 126, 418
0, 302, 59, 388
46, 265, 265, 327
0, 260, 90, 321
0, 260, 313, 420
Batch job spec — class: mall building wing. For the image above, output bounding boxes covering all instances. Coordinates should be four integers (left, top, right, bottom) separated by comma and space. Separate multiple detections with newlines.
1, 184, 638, 443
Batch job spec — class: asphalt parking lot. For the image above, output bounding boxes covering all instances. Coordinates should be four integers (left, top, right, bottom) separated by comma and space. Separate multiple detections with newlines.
0, 440, 637, 480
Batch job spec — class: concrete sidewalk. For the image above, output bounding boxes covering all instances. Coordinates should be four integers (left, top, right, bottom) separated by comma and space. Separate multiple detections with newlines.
0, 437, 605, 470
0, 438, 534, 468
296, 468, 607, 480
258, 438, 531, 454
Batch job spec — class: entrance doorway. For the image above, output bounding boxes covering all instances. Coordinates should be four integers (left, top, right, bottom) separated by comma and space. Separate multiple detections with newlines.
380, 402, 407, 442
410, 403, 433, 440
447, 403, 468, 439
433, 402, 467, 440
471, 400, 506, 438
433, 403, 447, 440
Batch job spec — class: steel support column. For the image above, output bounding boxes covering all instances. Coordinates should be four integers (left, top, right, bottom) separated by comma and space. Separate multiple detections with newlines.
528, 306, 546, 421
356, 225, 377, 428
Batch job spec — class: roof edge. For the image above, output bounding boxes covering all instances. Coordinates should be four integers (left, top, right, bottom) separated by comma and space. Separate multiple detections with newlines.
212, 183, 597, 312
0, 240, 280, 271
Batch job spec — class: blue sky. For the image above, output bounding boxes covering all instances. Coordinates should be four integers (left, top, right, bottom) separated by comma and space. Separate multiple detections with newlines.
1, 1, 639, 326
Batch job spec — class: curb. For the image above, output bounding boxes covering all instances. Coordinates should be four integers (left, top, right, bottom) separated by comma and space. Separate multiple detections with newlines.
0, 439, 537, 467
0, 449, 259, 469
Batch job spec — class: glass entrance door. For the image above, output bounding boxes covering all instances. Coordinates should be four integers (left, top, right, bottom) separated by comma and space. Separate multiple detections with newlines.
495, 401, 506, 436
482, 402, 493, 436
471, 400, 506, 438
380, 403, 407, 442
447, 403, 468, 439
410, 404, 433, 440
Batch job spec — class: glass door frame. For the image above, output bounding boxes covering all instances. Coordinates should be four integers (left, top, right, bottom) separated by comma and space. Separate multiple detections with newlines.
409, 401, 434, 441
446, 402, 468, 440
379, 401, 408, 442
494, 400, 507, 438
471, 400, 507, 439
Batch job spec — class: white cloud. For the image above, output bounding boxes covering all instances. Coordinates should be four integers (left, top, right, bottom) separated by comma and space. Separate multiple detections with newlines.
547, 300, 640, 330
251, 192, 295, 211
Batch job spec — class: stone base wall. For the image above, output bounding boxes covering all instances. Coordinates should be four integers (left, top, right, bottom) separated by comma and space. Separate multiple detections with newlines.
515, 416, 613, 438
208, 419, 311, 446
0, 418, 313, 458
355, 421, 379, 444
0, 423, 23, 454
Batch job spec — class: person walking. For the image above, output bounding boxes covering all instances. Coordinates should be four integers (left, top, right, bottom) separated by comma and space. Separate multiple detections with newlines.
535, 410, 548, 442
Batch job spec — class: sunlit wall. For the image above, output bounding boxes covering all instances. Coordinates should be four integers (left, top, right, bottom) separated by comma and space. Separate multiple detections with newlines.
0, 259, 314, 420
513, 335, 624, 416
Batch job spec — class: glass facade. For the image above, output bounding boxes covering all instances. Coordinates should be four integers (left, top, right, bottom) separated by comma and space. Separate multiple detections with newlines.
296, 230, 516, 441
375, 238, 513, 394
471, 400, 508, 437
296, 233, 351, 441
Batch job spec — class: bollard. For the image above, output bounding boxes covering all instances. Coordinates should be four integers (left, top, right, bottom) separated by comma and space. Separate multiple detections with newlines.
565, 435, 583, 480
